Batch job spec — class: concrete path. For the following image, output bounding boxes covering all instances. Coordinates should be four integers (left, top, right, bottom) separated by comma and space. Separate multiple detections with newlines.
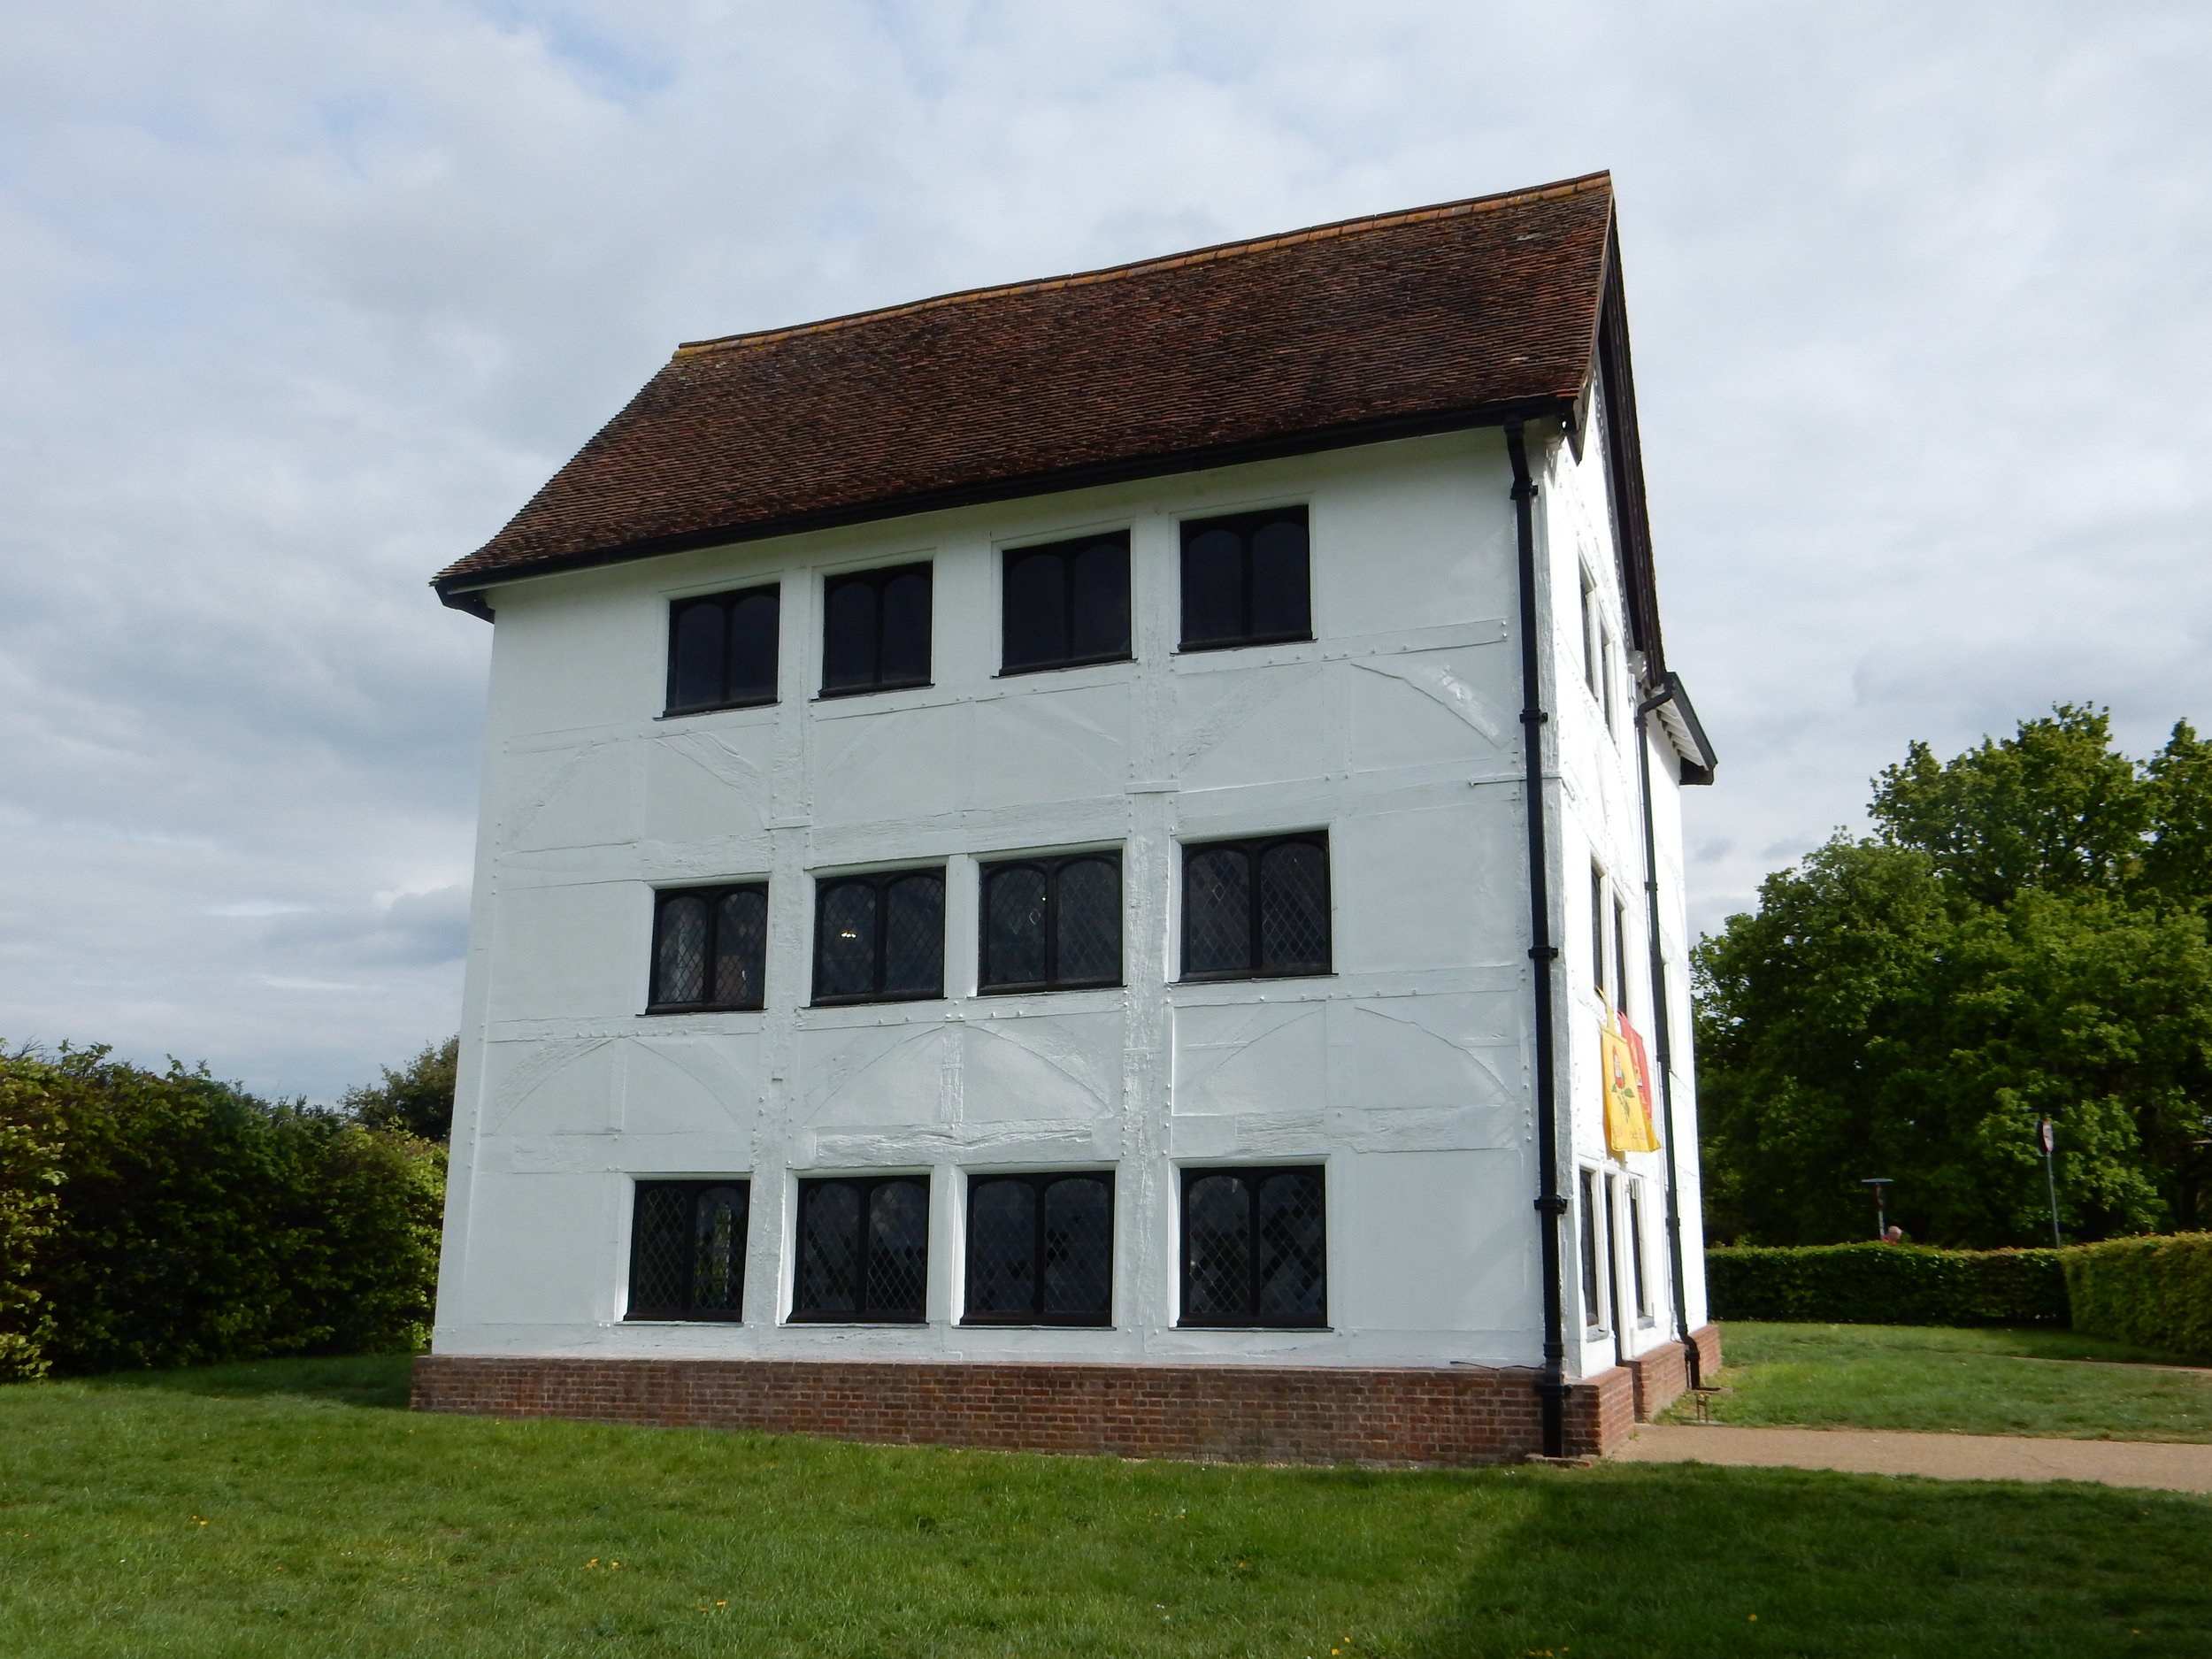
1615, 1424, 2212, 1494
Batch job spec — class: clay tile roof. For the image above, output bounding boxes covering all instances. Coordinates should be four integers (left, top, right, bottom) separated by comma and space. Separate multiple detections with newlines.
434, 171, 1617, 603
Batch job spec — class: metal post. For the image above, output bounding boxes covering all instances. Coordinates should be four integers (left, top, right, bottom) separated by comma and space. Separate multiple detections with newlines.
1860, 1177, 1893, 1241
2040, 1118, 2062, 1248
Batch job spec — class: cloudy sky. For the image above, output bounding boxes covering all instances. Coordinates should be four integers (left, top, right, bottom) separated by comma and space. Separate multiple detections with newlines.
3, 1, 2208, 1101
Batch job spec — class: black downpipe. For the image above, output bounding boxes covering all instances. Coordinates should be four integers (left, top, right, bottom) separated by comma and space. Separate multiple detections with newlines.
1634, 678, 1700, 1387
1508, 421, 1570, 1457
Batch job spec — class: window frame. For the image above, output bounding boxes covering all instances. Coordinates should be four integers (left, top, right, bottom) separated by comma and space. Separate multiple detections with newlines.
818, 562, 933, 698
1578, 1166, 1609, 1334
810, 865, 947, 1007
999, 531, 1133, 676
960, 1169, 1116, 1327
1628, 1179, 1654, 1323
1177, 506, 1313, 653
664, 583, 782, 717
626, 1179, 750, 1323
645, 881, 771, 1014
1179, 832, 1333, 983
977, 849, 1125, 994
1176, 1164, 1328, 1330
788, 1173, 932, 1324
1590, 864, 1609, 1002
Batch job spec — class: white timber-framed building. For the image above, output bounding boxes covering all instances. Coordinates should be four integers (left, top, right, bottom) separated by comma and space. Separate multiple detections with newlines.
417, 171, 1719, 1463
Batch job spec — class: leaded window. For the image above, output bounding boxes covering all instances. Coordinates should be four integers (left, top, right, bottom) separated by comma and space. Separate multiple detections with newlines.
812, 867, 945, 1004
979, 852, 1122, 993
666, 585, 780, 715
791, 1175, 930, 1322
822, 564, 932, 695
1002, 532, 1131, 674
1179, 507, 1310, 651
648, 883, 769, 1011
1179, 1165, 1326, 1327
626, 1179, 749, 1321
963, 1171, 1114, 1325
1579, 1167, 1607, 1332
1180, 833, 1331, 980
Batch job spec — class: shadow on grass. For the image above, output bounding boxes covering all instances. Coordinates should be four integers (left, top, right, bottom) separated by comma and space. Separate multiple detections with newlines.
1422, 1461, 2212, 1659
76, 1352, 416, 1410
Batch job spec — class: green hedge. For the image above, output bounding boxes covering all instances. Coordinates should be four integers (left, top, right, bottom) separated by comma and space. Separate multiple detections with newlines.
1707, 1243, 2070, 1326
2062, 1233, 2212, 1363
0, 1046, 444, 1379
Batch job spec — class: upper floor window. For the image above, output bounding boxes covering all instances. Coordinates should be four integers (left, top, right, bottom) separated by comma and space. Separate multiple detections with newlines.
979, 851, 1123, 993
1179, 507, 1310, 651
812, 866, 945, 1004
791, 1175, 929, 1322
667, 585, 780, 716
964, 1171, 1113, 1325
1181, 833, 1331, 980
649, 883, 768, 1012
1179, 1164, 1326, 1328
822, 563, 932, 696
1579, 566, 1601, 700
1002, 532, 1131, 674
627, 1179, 749, 1321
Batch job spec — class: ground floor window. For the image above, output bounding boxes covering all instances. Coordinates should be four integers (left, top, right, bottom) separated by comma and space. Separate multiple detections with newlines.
1179, 1164, 1326, 1327
626, 1180, 749, 1321
1578, 1168, 1608, 1333
964, 1171, 1114, 1325
1628, 1178, 1652, 1320
791, 1176, 930, 1322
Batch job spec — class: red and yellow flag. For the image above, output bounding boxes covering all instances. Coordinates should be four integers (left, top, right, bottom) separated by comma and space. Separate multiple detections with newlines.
1601, 1009, 1662, 1154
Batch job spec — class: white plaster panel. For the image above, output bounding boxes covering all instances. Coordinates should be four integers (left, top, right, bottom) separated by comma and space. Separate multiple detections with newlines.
643, 725, 775, 843
444, 1172, 614, 1326
1171, 1000, 1327, 1117
1312, 440, 1517, 639
1328, 994, 1518, 1111
798, 1023, 951, 1127
1347, 650, 1513, 772
480, 1034, 619, 1135
954, 1013, 1121, 1122
1333, 804, 1494, 974
507, 741, 641, 852
623, 1033, 766, 1137
484, 881, 640, 1020
1174, 664, 1335, 791
964, 684, 1131, 810
1343, 1151, 1533, 1333
811, 703, 964, 824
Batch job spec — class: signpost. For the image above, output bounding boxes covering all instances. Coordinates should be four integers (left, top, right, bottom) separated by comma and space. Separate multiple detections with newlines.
1860, 1177, 1894, 1241
2039, 1118, 2062, 1248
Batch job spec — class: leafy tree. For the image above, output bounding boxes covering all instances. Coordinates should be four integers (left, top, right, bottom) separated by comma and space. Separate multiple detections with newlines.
342, 1036, 458, 1143
1697, 708, 2212, 1246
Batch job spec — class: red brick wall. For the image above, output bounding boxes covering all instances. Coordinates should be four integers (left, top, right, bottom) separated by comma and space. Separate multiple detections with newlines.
1623, 1325, 1724, 1421
411, 1356, 1644, 1465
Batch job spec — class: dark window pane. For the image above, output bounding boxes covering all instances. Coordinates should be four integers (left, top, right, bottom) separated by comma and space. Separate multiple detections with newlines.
1255, 1171, 1325, 1320
726, 588, 780, 703
713, 887, 768, 1008
1055, 858, 1121, 985
1069, 540, 1131, 662
983, 864, 1048, 988
799, 1182, 862, 1313
693, 1185, 748, 1312
1181, 527, 1244, 647
867, 1179, 930, 1315
822, 576, 878, 691
879, 568, 933, 686
816, 881, 877, 1001
1185, 1173, 1251, 1319
630, 1186, 691, 1312
654, 895, 709, 1005
882, 872, 944, 995
967, 1179, 1036, 1315
670, 602, 727, 711
1579, 1170, 1602, 1322
1257, 841, 1330, 973
1248, 516, 1311, 640
1042, 1176, 1112, 1317
1184, 848, 1252, 976
1002, 549, 1067, 672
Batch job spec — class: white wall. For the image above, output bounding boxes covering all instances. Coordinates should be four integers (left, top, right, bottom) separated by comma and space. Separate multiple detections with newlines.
434, 423, 1704, 1372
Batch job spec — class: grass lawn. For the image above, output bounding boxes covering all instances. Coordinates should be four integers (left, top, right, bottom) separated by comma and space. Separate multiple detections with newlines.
1677, 1322, 2212, 1441
0, 1357, 2206, 1656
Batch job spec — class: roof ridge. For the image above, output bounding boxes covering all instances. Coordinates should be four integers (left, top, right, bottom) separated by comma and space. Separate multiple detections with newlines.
672, 171, 1612, 360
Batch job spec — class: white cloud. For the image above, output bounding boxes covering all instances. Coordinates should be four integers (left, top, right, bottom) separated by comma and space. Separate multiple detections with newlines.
1, 0, 2208, 1093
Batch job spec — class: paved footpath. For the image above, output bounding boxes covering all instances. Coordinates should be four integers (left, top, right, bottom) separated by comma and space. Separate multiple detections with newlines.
1615, 1425, 2212, 1494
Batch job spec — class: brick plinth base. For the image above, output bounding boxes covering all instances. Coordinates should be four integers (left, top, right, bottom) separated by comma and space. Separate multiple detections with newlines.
411, 1355, 1645, 1465
1624, 1325, 1724, 1422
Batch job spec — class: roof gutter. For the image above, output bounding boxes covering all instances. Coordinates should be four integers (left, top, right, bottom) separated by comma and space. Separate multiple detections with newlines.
1507, 419, 1571, 1458
434, 396, 1577, 618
